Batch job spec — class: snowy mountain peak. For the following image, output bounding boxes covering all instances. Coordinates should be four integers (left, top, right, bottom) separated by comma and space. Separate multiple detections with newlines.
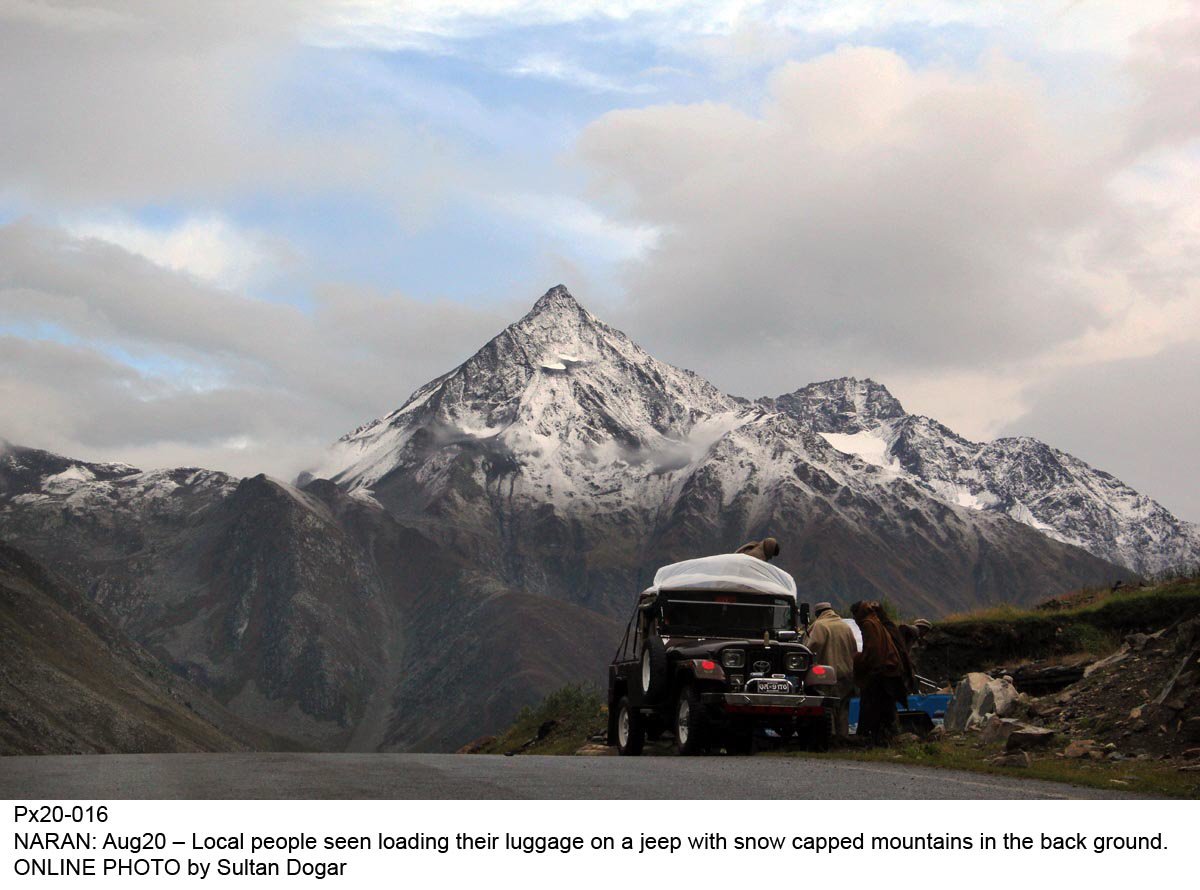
313, 285, 738, 491
526, 283, 588, 320
767, 376, 907, 433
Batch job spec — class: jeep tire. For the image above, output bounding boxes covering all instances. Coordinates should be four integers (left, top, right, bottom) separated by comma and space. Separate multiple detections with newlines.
640, 635, 669, 703
674, 684, 707, 755
615, 696, 645, 756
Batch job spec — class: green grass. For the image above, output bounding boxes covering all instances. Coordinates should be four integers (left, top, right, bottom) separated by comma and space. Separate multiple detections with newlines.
474, 685, 607, 756
782, 737, 1200, 799
921, 577, 1200, 678
943, 577, 1199, 623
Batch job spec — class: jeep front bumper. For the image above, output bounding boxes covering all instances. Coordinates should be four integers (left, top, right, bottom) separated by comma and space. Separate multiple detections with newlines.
701, 692, 837, 716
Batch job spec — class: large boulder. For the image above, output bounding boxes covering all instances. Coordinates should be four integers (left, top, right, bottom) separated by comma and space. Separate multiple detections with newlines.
981, 676, 1021, 718
945, 672, 991, 732
979, 715, 1021, 746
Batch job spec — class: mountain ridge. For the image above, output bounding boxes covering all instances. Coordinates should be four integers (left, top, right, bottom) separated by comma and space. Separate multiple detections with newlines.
765, 377, 1199, 574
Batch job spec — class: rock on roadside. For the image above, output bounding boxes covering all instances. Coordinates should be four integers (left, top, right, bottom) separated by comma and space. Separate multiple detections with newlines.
1006, 726, 1057, 752
945, 672, 991, 731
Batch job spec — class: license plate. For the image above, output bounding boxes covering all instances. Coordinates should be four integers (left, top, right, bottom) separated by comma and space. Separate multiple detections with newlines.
752, 679, 791, 694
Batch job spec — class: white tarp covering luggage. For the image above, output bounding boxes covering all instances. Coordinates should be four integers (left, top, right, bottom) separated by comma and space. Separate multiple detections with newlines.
647, 554, 797, 599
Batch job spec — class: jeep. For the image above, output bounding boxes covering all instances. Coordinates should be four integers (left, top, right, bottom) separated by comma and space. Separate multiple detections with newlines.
606, 554, 840, 755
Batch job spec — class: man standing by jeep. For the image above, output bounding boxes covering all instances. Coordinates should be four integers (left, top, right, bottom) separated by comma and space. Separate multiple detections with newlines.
802, 602, 857, 741
851, 600, 906, 745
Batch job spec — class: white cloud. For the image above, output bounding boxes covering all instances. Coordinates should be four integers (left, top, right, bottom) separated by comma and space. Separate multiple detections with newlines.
509, 53, 654, 94
65, 216, 280, 291
487, 191, 660, 262
583, 47, 1113, 375
0, 220, 515, 477
311, 0, 1191, 58
0, 1, 456, 218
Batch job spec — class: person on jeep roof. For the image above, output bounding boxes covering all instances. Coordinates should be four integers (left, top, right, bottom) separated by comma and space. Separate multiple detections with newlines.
802, 602, 857, 740
851, 600, 906, 745
735, 537, 780, 562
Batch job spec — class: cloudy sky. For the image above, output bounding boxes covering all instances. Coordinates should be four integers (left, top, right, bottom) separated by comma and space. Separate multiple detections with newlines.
1, 0, 1197, 519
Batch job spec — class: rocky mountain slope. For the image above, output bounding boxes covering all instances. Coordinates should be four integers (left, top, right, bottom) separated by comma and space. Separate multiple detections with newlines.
0, 542, 269, 755
765, 377, 1200, 575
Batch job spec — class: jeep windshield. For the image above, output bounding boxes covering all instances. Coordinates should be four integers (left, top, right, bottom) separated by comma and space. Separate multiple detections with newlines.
659, 591, 795, 638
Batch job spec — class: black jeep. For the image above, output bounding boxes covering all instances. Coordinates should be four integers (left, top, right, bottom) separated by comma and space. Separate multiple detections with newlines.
607, 584, 840, 755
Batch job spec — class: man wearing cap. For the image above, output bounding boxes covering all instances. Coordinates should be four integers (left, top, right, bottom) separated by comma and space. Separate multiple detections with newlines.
898, 618, 933, 693
802, 602, 857, 741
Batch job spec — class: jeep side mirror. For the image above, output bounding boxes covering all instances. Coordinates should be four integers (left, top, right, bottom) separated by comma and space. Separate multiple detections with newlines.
799, 603, 811, 628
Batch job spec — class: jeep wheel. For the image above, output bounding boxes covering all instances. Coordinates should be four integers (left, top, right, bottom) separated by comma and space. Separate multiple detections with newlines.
674, 685, 707, 755
615, 697, 645, 756
640, 635, 669, 703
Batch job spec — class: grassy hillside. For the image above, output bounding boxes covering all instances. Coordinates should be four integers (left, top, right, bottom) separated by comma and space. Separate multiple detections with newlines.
470, 685, 607, 756
916, 576, 1200, 681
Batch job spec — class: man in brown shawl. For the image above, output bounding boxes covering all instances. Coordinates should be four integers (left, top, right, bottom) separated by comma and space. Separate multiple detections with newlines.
878, 608, 916, 696
850, 600, 907, 745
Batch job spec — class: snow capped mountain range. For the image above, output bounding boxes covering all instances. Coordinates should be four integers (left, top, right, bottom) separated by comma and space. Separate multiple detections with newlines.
765, 377, 1200, 575
316, 285, 1197, 579
0, 444, 236, 518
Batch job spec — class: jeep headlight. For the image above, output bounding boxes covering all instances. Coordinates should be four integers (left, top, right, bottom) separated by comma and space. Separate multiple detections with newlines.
721, 649, 745, 669
785, 652, 809, 672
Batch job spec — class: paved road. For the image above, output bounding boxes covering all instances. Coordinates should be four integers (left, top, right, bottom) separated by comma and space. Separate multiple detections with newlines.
0, 753, 1143, 799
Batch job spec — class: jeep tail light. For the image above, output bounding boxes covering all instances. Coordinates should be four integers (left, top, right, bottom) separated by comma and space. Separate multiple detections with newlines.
806, 665, 836, 685
701, 660, 716, 671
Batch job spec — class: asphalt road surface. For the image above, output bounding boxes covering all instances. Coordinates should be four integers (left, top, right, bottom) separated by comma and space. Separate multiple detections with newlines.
0, 753, 1143, 799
